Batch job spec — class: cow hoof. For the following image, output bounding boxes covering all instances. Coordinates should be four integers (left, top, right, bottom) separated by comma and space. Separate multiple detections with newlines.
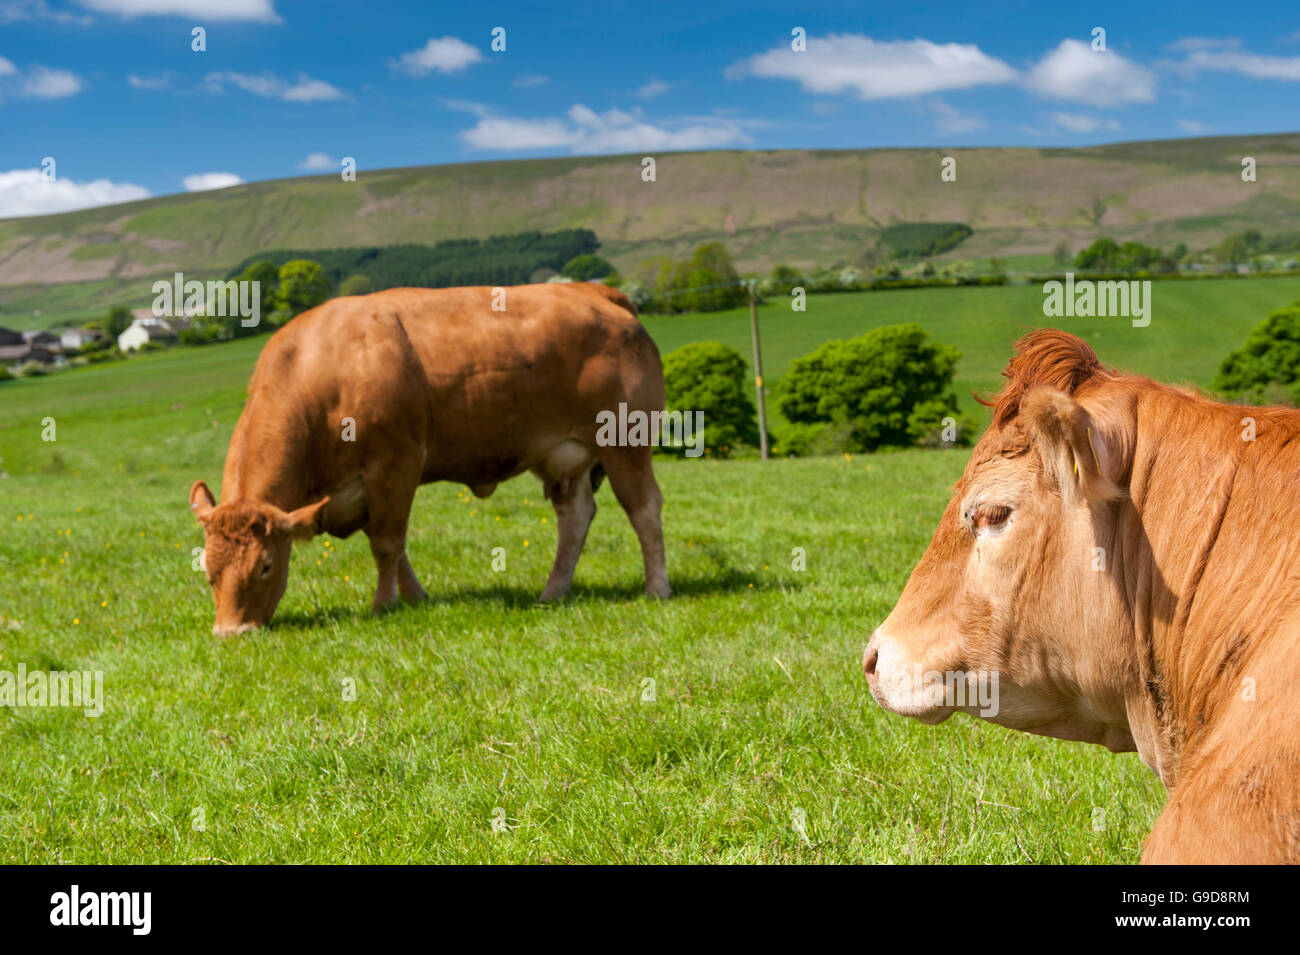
645, 583, 672, 599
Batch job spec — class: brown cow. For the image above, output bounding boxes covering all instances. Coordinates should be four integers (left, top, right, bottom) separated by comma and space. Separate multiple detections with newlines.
189, 283, 670, 636
864, 329, 1300, 863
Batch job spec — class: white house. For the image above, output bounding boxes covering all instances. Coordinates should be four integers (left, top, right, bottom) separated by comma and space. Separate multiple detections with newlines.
59, 328, 103, 350
118, 316, 184, 352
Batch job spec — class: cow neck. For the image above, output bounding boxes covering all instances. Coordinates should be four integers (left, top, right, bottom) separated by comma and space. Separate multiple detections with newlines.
1118, 389, 1250, 787
220, 385, 315, 511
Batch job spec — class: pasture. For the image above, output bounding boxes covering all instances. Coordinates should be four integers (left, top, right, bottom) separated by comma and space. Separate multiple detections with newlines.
10, 276, 1297, 863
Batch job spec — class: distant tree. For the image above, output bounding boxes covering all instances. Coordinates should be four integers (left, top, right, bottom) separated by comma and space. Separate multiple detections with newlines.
662, 342, 760, 456
777, 323, 966, 452
684, 242, 746, 309
769, 264, 800, 295
560, 254, 614, 280
1089, 197, 1107, 226
1215, 233, 1251, 266
1073, 237, 1166, 272
338, 274, 374, 297
105, 305, 133, 339
274, 260, 332, 322
1051, 242, 1072, 267
1212, 303, 1300, 404
987, 257, 1007, 277
1171, 242, 1189, 263
239, 259, 280, 318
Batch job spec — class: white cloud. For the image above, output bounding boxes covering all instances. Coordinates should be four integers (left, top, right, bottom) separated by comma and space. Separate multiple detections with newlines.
21, 65, 80, 97
182, 171, 243, 192
1025, 39, 1156, 107
0, 59, 82, 99
127, 72, 170, 89
1178, 118, 1210, 133
1177, 48, 1300, 81
297, 152, 335, 170
203, 71, 345, 102
635, 78, 670, 100
512, 73, 548, 88
75, 0, 278, 20
1164, 37, 1241, 53
1049, 112, 1121, 133
0, 167, 148, 217
0, 1, 93, 24
460, 103, 749, 153
282, 77, 344, 102
928, 98, 986, 134
726, 34, 1018, 99
391, 36, 483, 76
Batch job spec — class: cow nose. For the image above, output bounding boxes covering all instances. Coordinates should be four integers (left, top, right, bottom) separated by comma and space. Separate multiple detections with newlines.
212, 621, 258, 638
863, 644, 878, 678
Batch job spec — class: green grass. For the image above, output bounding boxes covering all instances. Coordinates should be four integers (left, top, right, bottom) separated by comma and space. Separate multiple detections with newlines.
0, 285, 1221, 863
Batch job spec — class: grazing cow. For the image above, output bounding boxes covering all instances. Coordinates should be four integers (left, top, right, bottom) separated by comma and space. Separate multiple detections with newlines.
864, 329, 1300, 863
189, 283, 670, 637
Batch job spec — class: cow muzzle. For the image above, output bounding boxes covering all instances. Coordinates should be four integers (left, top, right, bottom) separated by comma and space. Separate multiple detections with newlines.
212, 620, 260, 638
864, 628, 955, 725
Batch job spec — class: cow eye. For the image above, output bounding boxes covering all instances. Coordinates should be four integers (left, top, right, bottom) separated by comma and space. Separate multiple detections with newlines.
258, 553, 273, 578
972, 504, 1012, 533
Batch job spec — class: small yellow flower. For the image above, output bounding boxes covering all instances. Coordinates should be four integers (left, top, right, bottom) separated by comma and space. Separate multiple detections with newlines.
73, 618, 80, 625
100, 600, 107, 607
523, 540, 530, 547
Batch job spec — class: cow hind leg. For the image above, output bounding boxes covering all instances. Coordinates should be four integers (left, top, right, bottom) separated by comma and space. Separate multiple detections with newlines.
598, 446, 671, 598
533, 440, 598, 601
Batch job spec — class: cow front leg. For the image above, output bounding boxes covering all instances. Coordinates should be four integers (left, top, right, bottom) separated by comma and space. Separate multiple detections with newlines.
539, 468, 597, 601
362, 456, 424, 612
397, 552, 427, 603
367, 533, 404, 611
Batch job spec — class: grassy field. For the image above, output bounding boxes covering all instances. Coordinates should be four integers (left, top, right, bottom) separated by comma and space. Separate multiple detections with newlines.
8, 282, 1272, 863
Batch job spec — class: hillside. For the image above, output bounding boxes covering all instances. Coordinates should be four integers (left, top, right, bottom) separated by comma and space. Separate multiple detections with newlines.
1, 133, 1298, 298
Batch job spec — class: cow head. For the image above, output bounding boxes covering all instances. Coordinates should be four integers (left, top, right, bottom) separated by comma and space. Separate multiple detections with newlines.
864, 331, 1141, 752
189, 480, 329, 637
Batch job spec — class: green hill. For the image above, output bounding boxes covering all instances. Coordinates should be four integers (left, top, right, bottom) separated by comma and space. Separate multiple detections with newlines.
1, 133, 1297, 300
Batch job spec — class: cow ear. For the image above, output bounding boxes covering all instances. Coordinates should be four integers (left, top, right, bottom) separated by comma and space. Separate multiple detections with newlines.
275, 497, 330, 541
1023, 386, 1126, 505
190, 480, 217, 521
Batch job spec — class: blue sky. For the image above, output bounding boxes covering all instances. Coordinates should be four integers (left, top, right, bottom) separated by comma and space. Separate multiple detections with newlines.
1, 0, 1298, 216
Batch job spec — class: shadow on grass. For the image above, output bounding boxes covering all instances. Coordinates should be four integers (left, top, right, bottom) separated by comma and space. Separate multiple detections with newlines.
267, 565, 785, 634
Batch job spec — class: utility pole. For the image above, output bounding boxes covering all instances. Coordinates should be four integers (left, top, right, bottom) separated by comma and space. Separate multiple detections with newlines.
747, 279, 769, 460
